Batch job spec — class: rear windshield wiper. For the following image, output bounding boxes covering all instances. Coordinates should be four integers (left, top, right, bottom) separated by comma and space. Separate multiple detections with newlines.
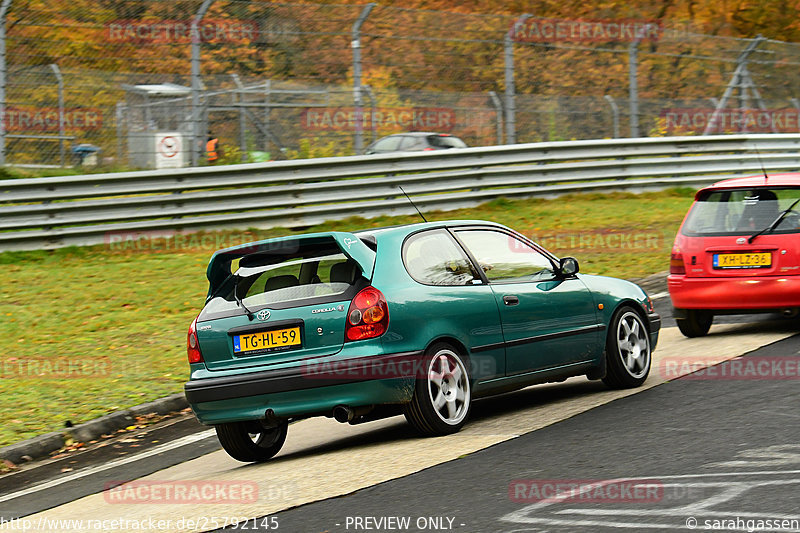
748, 197, 800, 244
233, 275, 255, 321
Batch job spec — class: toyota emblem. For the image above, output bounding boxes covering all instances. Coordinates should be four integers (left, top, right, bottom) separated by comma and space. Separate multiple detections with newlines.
256, 309, 271, 321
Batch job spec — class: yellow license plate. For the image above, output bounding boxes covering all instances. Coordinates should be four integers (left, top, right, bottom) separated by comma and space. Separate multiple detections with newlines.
713, 252, 771, 269
233, 327, 302, 354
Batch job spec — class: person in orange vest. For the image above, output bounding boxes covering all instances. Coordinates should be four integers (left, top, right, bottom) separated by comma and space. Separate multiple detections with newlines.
206, 136, 221, 164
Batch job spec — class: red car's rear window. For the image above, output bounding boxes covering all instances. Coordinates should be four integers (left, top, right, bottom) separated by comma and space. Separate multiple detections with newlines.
681, 187, 800, 236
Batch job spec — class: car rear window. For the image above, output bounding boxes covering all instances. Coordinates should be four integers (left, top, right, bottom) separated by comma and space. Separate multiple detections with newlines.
682, 187, 800, 236
427, 135, 467, 149
200, 243, 362, 318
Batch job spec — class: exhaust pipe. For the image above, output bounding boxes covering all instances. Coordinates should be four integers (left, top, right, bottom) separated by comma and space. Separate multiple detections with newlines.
782, 308, 799, 318
332, 405, 376, 423
333, 405, 355, 423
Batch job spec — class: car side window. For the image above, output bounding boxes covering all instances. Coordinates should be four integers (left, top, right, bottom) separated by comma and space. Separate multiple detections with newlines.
398, 136, 419, 150
403, 230, 479, 286
456, 229, 555, 283
372, 136, 401, 152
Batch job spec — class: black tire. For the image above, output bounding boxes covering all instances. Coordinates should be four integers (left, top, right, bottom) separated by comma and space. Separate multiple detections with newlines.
602, 306, 652, 389
403, 342, 471, 436
676, 309, 713, 338
215, 420, 288, 463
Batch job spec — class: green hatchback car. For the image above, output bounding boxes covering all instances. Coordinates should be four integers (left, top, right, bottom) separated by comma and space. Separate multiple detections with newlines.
184, 221, 660, 462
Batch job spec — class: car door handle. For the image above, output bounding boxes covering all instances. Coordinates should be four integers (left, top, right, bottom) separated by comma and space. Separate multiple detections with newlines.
503, 295, 519, 306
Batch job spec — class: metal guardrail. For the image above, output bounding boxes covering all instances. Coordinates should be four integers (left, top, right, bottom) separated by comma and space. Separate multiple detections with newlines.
2, 134, 800, 251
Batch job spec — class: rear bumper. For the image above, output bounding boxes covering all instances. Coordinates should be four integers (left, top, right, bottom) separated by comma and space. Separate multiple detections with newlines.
668, 274, 800, 311
184, 350, 421, 424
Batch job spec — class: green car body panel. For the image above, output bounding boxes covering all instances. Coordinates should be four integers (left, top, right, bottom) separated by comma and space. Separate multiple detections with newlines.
185, 220, 659, 429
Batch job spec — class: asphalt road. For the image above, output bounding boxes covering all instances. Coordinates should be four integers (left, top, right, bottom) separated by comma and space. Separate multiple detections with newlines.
264, 332, 800, 533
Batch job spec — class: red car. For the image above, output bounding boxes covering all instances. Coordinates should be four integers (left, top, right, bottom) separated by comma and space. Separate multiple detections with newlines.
668, 173, 800, 337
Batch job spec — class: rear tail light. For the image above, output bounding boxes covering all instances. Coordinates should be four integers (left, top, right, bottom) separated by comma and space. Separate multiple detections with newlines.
670, 250, 686, 275
187, 317, 204, 363
345, 287, 389, 341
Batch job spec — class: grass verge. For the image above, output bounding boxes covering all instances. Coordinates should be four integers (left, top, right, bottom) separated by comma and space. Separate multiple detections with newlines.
0, 188, 695, 447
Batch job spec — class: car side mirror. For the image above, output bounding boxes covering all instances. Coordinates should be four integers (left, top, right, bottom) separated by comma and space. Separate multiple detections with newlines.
558, 257, 580, 277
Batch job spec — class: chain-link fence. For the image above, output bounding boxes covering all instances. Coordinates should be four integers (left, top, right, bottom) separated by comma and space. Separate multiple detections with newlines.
3, 1, 800, 169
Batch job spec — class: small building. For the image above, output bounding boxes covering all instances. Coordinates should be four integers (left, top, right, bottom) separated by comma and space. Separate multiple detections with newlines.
121, 83, 193, 169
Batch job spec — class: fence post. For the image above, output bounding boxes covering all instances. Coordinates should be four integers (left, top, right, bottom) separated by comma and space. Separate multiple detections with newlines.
231, 73, 247, 162
115, 102, 125, 165
628, 39, 640, 137
50, 64, 65, 167
191, 0, 214, 167
488, 91, 503, 145
604, 95, 620, 139
0, 0, 12, 167
352, 3, 375, 155
361, 84, 377, 145
263, 79, 270, 152
504, 14, 530, 145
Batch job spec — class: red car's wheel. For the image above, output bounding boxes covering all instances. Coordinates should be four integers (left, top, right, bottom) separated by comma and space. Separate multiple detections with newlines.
676, 309, 713, 338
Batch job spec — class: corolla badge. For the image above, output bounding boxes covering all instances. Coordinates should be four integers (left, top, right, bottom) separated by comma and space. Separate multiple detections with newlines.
312, 305, 346, 314
256, 309, 271, 321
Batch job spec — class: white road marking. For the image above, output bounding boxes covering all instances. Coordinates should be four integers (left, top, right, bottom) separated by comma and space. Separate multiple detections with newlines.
649, 291, 669, 300
0, 429, 216, 504
706, 444, 800, 468
501, 469, 800, 531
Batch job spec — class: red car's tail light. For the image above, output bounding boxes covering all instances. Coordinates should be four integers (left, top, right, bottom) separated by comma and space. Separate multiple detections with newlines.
346, 287, 389, 341
187, 317, 204, 364
670, 250, 686, 275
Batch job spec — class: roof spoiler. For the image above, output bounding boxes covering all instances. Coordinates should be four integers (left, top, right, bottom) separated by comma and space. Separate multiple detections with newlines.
204, 232, 376, 299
